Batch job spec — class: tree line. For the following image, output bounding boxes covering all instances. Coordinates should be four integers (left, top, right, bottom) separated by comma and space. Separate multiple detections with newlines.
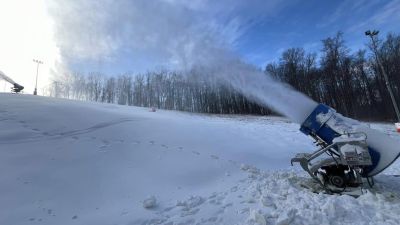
48, 32, 400, 121
266, 32, 400, 121
48, 69, 273, 115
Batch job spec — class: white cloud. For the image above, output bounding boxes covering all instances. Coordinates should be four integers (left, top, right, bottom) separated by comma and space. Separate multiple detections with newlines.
317, 0, 400, 34
363, 0, 400, 28
45, 0, 289, 73
316, 0, 383, 29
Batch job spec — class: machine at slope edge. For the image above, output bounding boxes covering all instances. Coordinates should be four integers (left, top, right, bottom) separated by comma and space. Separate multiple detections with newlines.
0, 70, 24, 93
291, 103, 400, 194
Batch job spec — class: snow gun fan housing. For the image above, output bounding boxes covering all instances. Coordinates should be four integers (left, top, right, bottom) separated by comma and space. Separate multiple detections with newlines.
291, 104, 381, 194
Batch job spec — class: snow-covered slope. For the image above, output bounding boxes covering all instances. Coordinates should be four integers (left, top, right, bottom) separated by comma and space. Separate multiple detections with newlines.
1, 93, 400, 225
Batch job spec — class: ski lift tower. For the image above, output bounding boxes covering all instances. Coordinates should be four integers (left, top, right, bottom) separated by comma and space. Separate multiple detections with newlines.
365, 30, 400, 131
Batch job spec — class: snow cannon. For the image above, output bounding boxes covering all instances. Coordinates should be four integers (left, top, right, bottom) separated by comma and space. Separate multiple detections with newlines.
11, 83, 24, 93
0, 70, 24, 93
291, 104, 400, 194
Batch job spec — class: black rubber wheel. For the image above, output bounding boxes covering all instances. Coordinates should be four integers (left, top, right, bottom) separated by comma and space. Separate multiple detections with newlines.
330, 175, 345, 188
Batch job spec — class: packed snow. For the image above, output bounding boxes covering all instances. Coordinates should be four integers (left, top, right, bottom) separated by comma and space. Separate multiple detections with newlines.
1, 93, 400, 225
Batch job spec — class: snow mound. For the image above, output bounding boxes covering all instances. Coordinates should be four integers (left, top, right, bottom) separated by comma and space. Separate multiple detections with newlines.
139, 164, 400, 225
143, 196, 157, 209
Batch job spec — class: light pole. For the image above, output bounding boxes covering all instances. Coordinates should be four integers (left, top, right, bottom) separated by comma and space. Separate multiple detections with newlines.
33, 59, 43, 95
365, 30, 400, 122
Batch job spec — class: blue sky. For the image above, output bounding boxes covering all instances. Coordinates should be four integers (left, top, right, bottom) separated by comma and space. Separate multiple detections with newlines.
236, 0, 400, 67
48, 0, 400, 75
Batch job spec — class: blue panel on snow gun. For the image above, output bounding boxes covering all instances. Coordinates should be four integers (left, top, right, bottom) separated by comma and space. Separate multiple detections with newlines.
300, 104, 338, 143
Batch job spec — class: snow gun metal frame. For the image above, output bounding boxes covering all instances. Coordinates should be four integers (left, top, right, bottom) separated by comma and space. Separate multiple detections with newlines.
291, 104, 377, 195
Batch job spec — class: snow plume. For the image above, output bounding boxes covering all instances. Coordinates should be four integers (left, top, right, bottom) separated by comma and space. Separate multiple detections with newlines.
46, 0, 316, 122
45, 0, 275, 68
0, 70, 16, 84
190, 55, 317, 123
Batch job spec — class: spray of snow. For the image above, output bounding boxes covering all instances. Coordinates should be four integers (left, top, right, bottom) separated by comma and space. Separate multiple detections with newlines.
228, 71, 317, 124
191, 57, 318, 123
0, 70, 16, 84
46, 0, 317, 123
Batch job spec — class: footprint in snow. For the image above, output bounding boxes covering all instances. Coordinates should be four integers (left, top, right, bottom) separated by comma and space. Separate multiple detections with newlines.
181, 208, 200, 216
111, 139, 124, 143
208, 192, 217, 199
99, 140, 110, 148
192, 151, 200, 155
162, 206, 175, 212
210, 155, 219, 160
223, 202, 233, 209
99, 144, 108, 149
228, 159, 240, 166
98, 148, 108, 153
204, 217, 218, 223
239, 207, 250, 214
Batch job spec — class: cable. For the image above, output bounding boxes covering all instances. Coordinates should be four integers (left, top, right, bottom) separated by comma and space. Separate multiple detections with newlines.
367, 176, 375, 188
